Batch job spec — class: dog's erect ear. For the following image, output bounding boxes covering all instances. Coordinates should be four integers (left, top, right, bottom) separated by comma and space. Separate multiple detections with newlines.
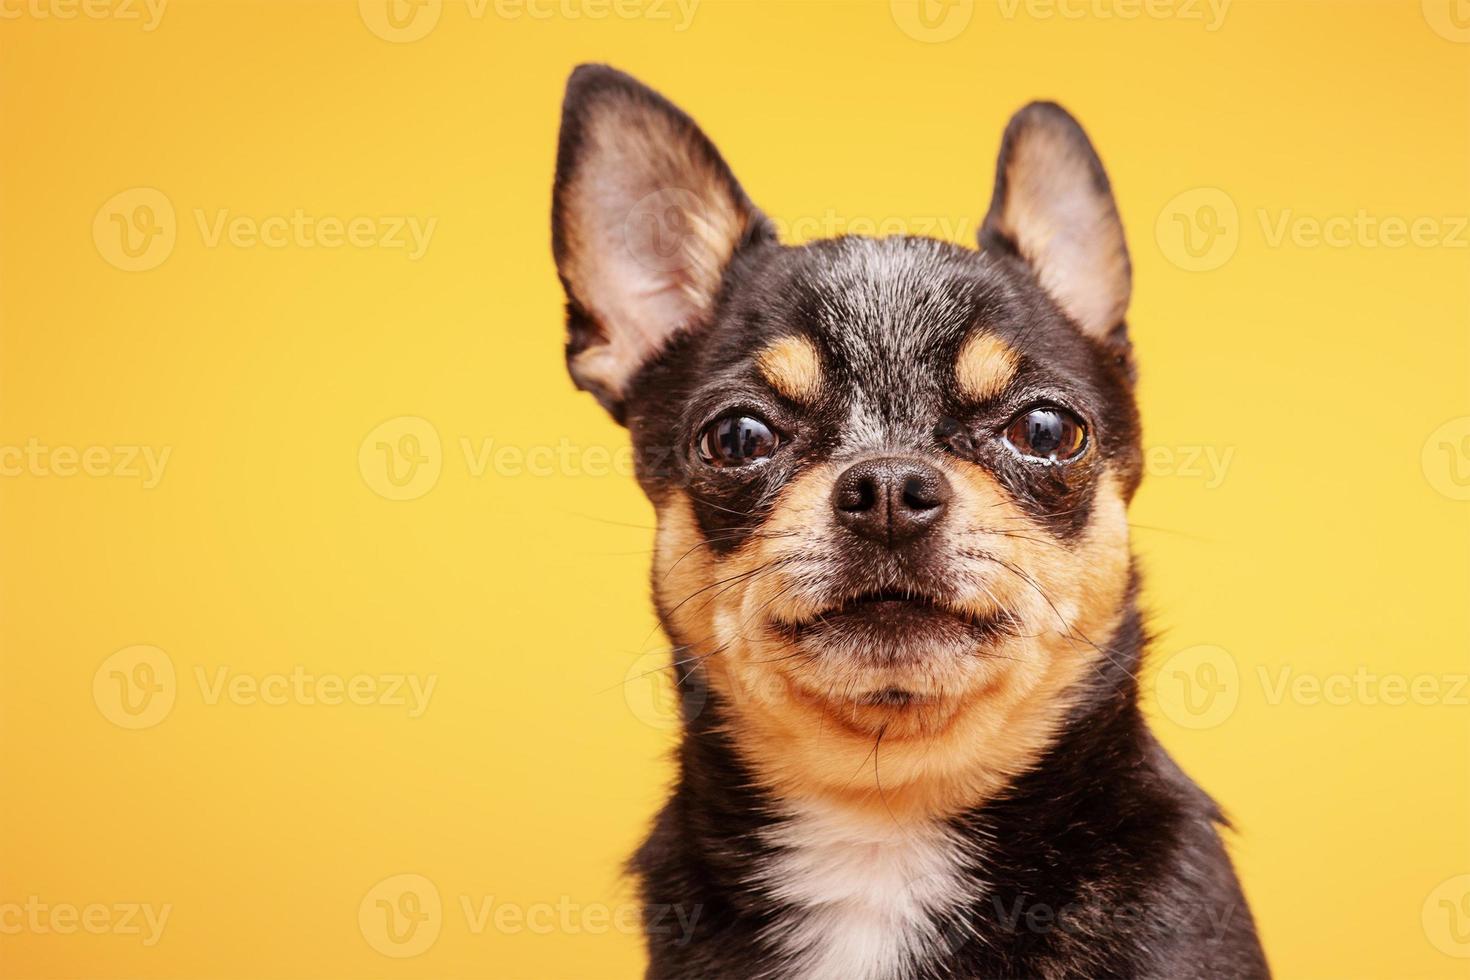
980, 102, 1131, 344
552, 64, 772, 418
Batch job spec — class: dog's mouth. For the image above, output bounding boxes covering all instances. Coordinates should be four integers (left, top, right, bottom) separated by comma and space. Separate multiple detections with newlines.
772, 589, 1015, 653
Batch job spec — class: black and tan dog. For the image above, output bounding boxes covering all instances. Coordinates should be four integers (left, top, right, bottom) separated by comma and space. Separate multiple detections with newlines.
551, 64, 1268, 980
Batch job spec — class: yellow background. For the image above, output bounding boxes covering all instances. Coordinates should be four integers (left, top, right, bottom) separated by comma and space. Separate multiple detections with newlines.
2, 1, 1468, 977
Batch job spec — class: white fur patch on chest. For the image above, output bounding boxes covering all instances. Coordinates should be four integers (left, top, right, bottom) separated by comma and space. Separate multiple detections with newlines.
754, 802, 979, 980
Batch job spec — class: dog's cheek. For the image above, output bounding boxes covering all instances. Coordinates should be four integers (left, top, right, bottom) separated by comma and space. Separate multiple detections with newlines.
1020, 469, 1132, 649
651, 478, 815, 665
652, 492, 720, 649
653, 468, 845, 714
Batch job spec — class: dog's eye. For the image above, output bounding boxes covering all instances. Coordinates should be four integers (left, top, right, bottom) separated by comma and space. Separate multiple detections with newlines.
697, 414, 779, 468
1004, 407, 1086, 462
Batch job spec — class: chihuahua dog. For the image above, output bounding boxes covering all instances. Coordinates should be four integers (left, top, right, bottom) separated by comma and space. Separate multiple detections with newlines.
551, 65, 1268, 980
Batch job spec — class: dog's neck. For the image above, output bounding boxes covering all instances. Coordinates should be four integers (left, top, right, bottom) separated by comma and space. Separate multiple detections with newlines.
633, 591, 1195, 979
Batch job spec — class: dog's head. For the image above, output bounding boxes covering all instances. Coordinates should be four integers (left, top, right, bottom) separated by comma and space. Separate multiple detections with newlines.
553, 65, 1143, 818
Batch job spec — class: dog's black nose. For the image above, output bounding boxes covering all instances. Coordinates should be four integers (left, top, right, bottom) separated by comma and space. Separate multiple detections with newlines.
832, 457, 951, 547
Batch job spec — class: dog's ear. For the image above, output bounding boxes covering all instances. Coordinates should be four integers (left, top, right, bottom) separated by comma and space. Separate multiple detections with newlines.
552, 64, 772, 419
980, 102, 1131, 345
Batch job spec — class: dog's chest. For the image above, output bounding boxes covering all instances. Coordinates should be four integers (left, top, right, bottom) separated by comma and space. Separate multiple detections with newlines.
754, 806, 977, 980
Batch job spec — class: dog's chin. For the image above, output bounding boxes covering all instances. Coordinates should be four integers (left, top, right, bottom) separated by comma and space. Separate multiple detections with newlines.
772, 591, 1014, 663
763, 592, 1019, 735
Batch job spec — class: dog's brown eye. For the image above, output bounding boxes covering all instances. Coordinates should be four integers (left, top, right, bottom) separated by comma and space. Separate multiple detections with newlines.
1004, 407, 1086, 462
697, 414, 779, 468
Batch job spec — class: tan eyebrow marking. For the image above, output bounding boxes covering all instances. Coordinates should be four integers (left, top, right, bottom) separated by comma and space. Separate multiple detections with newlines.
955, 331, 1020, 402
757, 335, 823, 404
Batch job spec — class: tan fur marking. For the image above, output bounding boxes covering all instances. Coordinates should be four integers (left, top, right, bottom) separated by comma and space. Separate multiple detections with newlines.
954, 332, 1019, 402
757, 336, 823, 403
